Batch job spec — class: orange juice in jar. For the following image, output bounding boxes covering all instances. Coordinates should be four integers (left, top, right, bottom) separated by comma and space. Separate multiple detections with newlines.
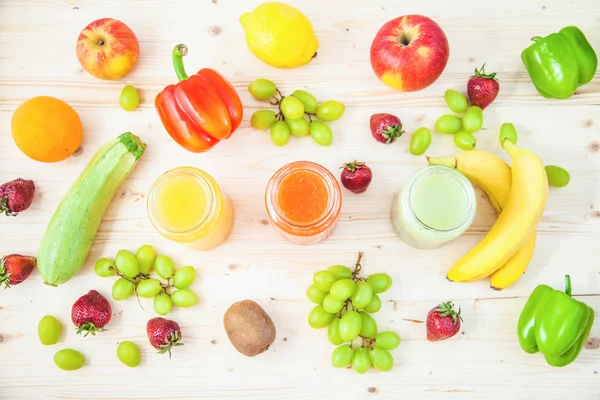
265, 161, 342, 245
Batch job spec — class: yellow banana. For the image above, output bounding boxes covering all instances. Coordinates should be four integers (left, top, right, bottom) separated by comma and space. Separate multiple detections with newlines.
441, 141, 548, 282
428, 151, 538, 289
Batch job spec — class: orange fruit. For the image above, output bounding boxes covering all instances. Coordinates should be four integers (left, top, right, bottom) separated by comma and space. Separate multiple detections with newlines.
11, 96, 83, 163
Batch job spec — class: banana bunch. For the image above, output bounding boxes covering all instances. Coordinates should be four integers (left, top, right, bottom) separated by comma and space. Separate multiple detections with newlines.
428, 140, 548, 290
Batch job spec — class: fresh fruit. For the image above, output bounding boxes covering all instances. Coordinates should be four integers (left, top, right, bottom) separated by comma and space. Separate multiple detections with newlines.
154, 255, 175, 280
291, 90, 318, 114
308, 304, 334, 329
112, 278, 135, 300
313, 270, 337, 292
369, 113, 404, 144
119, 85, 139, 111
37, 133, 145, 286
435, 115, 462, 134
444, 89, 468, 113
375, 331, 401, 350
340, 161, 372, 194
329, 279, 356, 301
11, 96, 82, 163
154, 291, 173, 316
462, 106, 483, 133
0, 178, 35, 216
38, 315, 63, 345
171, 289, 198, 307
248, 78, 277, 100
409, 127, 432, 156
309, 121, 333, 146
240, 2, 318, 69
327, 265, 353, 280
54, 349, 85, 371
0, 254, 36, 288
94, 258, 116, 278
332, 344, 354, 368
499, 122, 518, 145
223, 300, 276, 357
173, 266, 196, 289
370, 347, 394, 371
270, 120, 291, 146
286, 118, 310, 137
146, 317, 183, 356
135, 245, 156, 275
316, 100, 345, 122
545, 165, 571, 188
72, 290, 112, 336
367, 273, 392, 293
115, 250, 139, 278
454, 131, 477, 150
76, 18, 139, 80
117, 341, 141, 367
363, 294, 382, 313
251, 110, 277, 130
370, 15, 449, 92
328, 317, 343, 345
359, 312, 378, 338
280, 96, 305, 120
352, 347, 371, 374
467, 64, 499, 109
306, 284, 327, 304
426, 301, 462, 341
322, 294, 345, 314
339, 310, 362, 341
351, 281, 373, 309
136, 279, 163, 298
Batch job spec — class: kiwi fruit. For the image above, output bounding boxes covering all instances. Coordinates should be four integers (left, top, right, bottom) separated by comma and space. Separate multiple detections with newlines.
223, 300, 276, 357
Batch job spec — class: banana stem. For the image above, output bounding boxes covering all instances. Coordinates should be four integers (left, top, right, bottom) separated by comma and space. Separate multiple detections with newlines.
427, 156, 457, 169
502, 138, 517, 155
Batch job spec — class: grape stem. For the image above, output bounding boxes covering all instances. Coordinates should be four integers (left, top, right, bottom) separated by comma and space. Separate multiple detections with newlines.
352, 252, 364, 280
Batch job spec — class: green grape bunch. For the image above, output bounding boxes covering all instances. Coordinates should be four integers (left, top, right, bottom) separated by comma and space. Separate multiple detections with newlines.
306, 252, 401, 373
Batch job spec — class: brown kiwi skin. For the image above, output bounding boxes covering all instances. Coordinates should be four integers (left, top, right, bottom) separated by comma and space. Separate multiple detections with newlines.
223, 300, 276, 357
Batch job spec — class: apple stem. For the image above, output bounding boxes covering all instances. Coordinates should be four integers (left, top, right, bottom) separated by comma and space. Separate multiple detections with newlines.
172, 44, 190, 81
97, 39, 105, 46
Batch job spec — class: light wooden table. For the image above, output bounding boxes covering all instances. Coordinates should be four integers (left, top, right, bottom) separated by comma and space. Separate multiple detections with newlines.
1, 1, 599, 399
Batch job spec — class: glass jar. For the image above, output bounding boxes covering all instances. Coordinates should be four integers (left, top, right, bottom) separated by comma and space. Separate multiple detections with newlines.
147, 167, 234, 250
265, 161, 342, 245
391, 165, 476, 249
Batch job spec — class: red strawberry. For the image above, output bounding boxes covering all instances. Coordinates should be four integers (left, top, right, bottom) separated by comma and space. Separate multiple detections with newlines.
147, 317, 183, 357
71, 290, 112, 336
467, 64, 499, 109
340, 161, 372, 194
426, 301, 462, 342
0, 178, 35, 216
0, 254, 36, 288
370, 113, 404, 144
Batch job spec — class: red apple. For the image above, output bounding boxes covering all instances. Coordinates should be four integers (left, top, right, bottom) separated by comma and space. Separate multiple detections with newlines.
76, 18, 139, 80
370, 15, 449, 92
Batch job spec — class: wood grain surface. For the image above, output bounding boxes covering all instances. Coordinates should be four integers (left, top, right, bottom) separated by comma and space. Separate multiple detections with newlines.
1, 0, 599, 399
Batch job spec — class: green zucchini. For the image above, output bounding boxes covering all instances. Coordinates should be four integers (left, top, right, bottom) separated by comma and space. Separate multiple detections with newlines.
38, 132, 146, 286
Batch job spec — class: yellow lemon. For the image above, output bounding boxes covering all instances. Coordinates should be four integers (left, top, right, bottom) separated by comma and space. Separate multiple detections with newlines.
240, 2, 319, 69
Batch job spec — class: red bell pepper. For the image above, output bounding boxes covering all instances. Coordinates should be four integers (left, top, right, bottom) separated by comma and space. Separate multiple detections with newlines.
155, 44, 243, 152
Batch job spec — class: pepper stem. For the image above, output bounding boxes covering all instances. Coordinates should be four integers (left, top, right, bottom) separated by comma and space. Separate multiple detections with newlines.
530, 36, 543, 43
564, 275, 572, 297
172, 44, 190, 81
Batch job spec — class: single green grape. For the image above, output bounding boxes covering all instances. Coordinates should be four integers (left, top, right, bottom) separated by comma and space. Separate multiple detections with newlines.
112, 278, 135, 301
350, 281, 373, 309
286, 118, 310, 137
306, 284, 327, 304
444, 89, 468, 113
316, 100, 345, 122
366, 273, 392, 293
409, 127, 432, 156
38, 315, 62, 345
251, 110, 277, 130
248, 78, 277, 100
328, 317, 343, 345
115, 250, 139, 278
329, 279, 356, 301
135, 245, 156, 275
54, 349, 85, 371
117, 341, 141, 367
291, 90, 318, 114
462, 106, 483, 133
173, 266, 196, 289
454, 131, 477, 150
359, 312, 378, 338
280, 96, 305, 120
327, 265, 353, 280
499, 122, 518, 145
270, 120, 291, 146
323, 294, 345, 314
308, 304, 334, 329
171, 289, 198, 307
338, 310, 362, 342
309, 120, 333, 146
94, 258, 116, 278
369, 347, 394, 372
119, 85, 140, 112
435, 115, 463, 134
136, 279, 163, 298
375, 331, 401, 350
154, 291, 173, 316
545, 165, 571, 188
313, 270, 337, 292
331, 344, 354, 368
352, 347, 371, 374
363, 294, 382, 313
154, 255, 175, 279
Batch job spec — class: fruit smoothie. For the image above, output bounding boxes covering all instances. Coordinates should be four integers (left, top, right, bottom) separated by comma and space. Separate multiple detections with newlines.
391, 166, 476, 249
148, 167, 234, 250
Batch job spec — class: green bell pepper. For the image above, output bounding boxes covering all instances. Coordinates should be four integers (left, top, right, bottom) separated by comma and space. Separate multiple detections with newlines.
521, 26, 598, 99
518, 275, 595, 367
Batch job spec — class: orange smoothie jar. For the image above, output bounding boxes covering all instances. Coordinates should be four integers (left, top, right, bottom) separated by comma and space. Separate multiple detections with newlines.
265, 161, 342, 245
